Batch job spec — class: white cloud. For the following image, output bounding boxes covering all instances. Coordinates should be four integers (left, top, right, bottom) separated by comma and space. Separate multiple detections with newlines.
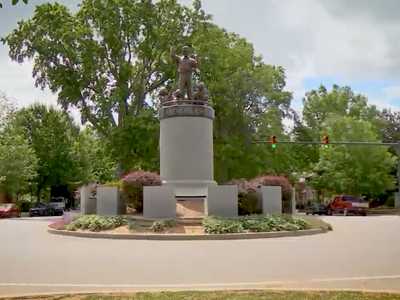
383, 86, 400, 100
0, 52, 58, 108
1, 0, 399, 117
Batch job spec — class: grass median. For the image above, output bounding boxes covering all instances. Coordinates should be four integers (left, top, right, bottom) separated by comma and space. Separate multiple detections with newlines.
8, 291, 400, 300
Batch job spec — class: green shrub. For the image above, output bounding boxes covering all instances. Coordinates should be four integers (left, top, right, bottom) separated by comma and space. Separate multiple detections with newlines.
128, 220, 138, 231
238, 191, 261, 215
203, 217, 244, 234
203, 215, 310, 234
16, 200, 32, 212
121, 171, 161, 213
65, 215, 127, 232
227, 179, 260, 216
150, 219, 176, 232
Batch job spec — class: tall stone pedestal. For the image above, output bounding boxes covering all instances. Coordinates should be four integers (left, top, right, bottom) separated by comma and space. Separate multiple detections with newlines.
159, 104, 217, 197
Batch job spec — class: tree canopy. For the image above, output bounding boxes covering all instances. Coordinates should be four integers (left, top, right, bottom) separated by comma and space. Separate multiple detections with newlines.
311, 116, 396, 197
0, 0, 28, 9
12, 104, 88, 199
2, 0, 293, 179
1, 1, 398, 201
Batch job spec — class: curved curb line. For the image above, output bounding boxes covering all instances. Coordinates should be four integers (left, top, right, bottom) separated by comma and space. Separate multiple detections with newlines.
48, 227, 328, 240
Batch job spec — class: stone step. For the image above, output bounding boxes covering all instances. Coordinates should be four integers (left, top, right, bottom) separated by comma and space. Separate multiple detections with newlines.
176, 198, 205, 218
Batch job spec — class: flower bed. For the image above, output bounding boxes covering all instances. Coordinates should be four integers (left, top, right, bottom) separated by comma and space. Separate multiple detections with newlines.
51, 214, 317, 235
203, 215, 310, 234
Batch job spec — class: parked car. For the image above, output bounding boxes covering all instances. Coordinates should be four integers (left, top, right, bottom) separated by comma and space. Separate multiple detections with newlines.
0, 203, 20, 218
305, 203, 329, 215
29, 202, 61, 217
327, 195, 368, 216
49, 197, 66, 214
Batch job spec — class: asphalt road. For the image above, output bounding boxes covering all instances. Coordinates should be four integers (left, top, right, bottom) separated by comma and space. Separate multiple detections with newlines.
0, 215, 400, 297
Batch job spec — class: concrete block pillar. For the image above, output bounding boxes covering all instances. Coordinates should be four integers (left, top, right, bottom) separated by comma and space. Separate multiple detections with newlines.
290, 187, 297, 214
395, 192, 400, 209
80, 185, 96, 215
206, 185, 238, 217
261, 186, 282, 215
143, 186, 176, 219
97, 186, 125, 216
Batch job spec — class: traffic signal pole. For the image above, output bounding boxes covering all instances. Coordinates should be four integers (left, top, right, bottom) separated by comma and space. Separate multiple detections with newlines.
395, 145, 400, 208
254, 138, 400, 208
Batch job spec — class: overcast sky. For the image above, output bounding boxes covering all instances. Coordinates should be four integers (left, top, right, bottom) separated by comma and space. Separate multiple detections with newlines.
0, 0, 399, 116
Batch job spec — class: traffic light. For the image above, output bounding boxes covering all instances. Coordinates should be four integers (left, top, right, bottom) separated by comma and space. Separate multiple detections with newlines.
270, 135, 277, 149
322, 135, 329, 148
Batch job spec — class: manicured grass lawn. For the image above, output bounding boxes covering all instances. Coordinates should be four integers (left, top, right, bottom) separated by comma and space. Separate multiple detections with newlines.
12, 291, 400, 300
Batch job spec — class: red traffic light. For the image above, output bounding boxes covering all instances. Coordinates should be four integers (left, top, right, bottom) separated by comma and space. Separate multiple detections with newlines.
322, 135, 329, 146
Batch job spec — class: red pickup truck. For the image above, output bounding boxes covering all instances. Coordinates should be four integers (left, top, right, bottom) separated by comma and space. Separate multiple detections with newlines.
327, 195, 368, 216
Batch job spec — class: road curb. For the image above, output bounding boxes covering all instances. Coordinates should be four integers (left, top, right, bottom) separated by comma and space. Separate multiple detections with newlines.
47, 227, 328, 240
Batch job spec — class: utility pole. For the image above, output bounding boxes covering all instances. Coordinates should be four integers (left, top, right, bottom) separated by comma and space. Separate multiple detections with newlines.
395, 143, 400, 208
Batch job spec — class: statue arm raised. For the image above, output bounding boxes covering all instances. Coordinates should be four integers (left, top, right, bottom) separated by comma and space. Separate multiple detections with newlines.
170, 47, 180, 63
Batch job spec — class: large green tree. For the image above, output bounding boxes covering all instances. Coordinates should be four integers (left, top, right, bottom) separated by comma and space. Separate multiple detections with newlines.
3, 0, 293, 181
0, 0, 28, 9
13, 104, 88, 199
293, 85, 383, 173
311, 116, 396, 197
0, 96, 37, 200
0, 92, 15, 130
190, 24, 293, 181
2, 0, 210, 172
0, 129, 38, 200
379, 109, 400, 143
76, 127, 117, 183
2, 0, 208, 134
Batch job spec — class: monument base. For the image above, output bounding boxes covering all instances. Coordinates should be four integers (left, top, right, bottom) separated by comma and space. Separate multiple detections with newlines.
162, 179, 217, 197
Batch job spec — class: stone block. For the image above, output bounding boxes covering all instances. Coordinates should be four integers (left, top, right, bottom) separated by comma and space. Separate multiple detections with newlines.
143, 186, 176, 219
206, 185, 238, 217
261, 186, 282, 215
395, 192, 400, 209
96, 186, 125, 216
80, 185, 96, 215
290, 187, 297, 214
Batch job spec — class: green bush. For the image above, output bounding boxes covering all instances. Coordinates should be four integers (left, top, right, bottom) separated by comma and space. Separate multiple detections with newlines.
227, 179, 261, 216
16, 200, 32, 212
65, 215, 127, 232
203, 215, 310, 234
150, 219, 176, 232
238, 191, 261, 215
127, 220, 139, 231
121, 171, 161, 213
203, 217, 244, 234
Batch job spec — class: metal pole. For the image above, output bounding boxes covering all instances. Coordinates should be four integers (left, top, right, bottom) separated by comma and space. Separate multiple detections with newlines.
395, 144, 400, 208
253, 140, 398, 146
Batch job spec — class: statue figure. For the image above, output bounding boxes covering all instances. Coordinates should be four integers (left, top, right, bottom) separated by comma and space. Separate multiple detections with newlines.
158, 87, 171, 105
170, 46, 198, 99
172, 88, 184, 100
193, 82, 209, 104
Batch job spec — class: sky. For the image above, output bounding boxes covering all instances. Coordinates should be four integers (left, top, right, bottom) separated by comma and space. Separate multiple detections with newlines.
0, 0, 399, 118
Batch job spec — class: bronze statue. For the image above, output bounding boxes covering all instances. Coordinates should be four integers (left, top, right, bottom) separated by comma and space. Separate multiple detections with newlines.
170, 46, 198, 99
158, 87, 172, 105
193, 82, 209, 104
